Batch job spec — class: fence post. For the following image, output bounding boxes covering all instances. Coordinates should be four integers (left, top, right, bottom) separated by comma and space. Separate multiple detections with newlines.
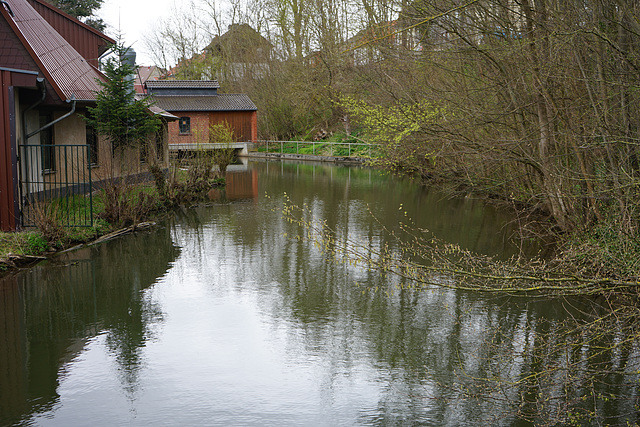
87, 144, 93, 227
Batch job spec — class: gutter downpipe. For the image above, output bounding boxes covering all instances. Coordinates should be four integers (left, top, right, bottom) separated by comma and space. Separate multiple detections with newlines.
21, 78, 46, 141
0, 0, 15, 17
26, 94, 77, 140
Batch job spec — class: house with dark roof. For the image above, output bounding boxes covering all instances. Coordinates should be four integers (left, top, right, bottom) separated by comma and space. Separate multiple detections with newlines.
204, 23, 273, 81
146, 80, 257, 147
0, 0, 172, 231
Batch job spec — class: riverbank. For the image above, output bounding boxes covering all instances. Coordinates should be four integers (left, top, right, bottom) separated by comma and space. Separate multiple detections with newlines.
0, 161, 225, 275
0, 215, 155, 274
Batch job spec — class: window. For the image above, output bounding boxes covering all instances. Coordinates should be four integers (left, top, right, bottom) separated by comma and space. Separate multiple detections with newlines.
86, 123, 98, 166
179, 116, 191, 134
40, 114, 55, 173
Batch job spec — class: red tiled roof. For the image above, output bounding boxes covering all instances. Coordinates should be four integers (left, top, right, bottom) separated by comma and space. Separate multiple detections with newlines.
1, 0, 104, 101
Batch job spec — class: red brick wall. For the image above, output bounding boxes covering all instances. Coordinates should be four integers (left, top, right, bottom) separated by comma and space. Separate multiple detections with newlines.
167, 112, 211, 145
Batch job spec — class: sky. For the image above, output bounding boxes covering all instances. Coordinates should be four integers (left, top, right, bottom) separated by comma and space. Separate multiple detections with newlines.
97, 0, 176, 65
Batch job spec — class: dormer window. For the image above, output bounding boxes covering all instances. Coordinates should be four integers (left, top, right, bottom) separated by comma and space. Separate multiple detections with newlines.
179, 116, 191, 134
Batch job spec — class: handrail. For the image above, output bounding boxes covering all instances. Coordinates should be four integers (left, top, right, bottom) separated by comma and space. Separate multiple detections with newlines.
256, 140, 380, 157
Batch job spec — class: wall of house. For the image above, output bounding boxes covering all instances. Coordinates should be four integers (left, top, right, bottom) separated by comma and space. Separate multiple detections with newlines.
0, 19, 38, 71
25, 0, 111, 69
0, 71, 18, 231
167, 111, 210, 145
19, 111, 169, 198
210, 111, 256, 142
167, 111, 257, 145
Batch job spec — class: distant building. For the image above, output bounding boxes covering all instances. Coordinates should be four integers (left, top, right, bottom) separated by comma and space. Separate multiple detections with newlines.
134, 65, 163, 94
345, 21, 424, 66
204, 23, 273, 81
146, 80, 258, 146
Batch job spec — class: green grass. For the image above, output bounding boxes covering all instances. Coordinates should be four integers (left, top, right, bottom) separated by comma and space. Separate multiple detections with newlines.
0, 230, 49, 259
0, 163, 227, 271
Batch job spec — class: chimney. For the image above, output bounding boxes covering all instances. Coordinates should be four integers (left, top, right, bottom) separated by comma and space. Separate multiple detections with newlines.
121, 47, 137, 93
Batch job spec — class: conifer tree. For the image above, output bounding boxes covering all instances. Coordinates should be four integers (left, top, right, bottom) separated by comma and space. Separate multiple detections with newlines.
86, 42, 161, 154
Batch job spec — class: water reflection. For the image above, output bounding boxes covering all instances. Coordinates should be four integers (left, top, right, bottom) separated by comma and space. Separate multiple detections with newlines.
208, 170, 259, 202
0, 227, 179, 426
0, 161, 637, 426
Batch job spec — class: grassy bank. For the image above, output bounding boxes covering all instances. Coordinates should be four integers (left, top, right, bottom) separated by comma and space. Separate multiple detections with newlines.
0, 161, 225, 274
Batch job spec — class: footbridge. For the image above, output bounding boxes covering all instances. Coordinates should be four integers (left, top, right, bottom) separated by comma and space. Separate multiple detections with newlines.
169, 142, 255, 156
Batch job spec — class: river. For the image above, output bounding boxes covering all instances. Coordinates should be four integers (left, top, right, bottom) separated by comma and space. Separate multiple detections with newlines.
0, 160, 637, 426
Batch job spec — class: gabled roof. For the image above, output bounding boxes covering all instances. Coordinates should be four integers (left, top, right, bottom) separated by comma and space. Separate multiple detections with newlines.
205, 23, 272, 62
1, 0, 105, 101
151, 94, 257, 112
25, 0, 114, 58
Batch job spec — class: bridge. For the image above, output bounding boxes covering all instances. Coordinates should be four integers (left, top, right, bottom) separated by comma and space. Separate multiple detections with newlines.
169, 142, 255, 156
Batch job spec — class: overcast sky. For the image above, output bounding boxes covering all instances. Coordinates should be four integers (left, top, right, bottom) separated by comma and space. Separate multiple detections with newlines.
97, 0, 176, 65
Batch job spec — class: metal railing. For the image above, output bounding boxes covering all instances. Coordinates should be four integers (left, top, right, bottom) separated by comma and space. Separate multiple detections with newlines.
19, 144, 93, 227
257, 140, 380, 158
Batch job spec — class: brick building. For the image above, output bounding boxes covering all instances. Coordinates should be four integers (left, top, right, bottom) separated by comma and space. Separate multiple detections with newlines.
145, 80, 258, 146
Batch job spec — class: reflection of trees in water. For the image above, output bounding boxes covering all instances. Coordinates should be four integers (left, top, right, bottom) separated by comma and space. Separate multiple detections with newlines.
0, 226, 179, 425
256, 161, 537, 259
249, 162, 639, 425
277, 243, 640, 426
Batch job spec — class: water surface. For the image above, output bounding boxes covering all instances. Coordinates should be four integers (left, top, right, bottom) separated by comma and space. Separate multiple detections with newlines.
0, 160, 636, 426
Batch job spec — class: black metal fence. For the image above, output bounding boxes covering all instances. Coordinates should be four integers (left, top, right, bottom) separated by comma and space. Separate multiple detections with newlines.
19, 144, 93, 227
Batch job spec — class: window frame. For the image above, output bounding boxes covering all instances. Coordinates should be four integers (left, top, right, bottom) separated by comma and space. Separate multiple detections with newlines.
178, 116, 191, 134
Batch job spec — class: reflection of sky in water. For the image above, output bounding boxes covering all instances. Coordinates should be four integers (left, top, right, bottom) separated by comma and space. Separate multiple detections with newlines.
1, 161, 637, 426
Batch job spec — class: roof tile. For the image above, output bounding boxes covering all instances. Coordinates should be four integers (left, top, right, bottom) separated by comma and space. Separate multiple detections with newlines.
146, 80, 220, 89
152, 94, 257, 112
4, 0, 104, 101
